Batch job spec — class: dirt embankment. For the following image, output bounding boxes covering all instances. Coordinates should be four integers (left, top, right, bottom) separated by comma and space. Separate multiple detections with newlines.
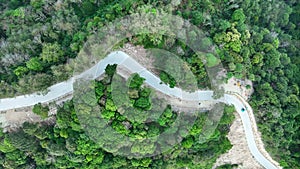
212, 111, 263, 169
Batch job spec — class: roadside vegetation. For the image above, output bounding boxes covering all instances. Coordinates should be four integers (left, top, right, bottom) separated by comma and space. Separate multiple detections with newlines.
32, 103, 49, 119
0, 65, 235, 168
0, 0, 299, 168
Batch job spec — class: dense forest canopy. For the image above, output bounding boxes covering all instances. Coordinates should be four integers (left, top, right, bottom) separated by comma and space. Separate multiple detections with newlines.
0, 65, 236, 168
0, 0, 299, 168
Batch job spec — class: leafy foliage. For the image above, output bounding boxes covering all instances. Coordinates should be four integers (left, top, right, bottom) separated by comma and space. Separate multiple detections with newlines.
0, 0, 299, 168
32, 103, 49, 119
0, 101, 235, 169
159, 71, 177, 88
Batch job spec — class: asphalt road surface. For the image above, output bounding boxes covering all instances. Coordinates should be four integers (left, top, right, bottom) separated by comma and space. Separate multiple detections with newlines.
0, 51, 278, 169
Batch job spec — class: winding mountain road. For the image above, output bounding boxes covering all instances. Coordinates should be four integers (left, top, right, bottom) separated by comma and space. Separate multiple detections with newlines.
0, 51, 278, 169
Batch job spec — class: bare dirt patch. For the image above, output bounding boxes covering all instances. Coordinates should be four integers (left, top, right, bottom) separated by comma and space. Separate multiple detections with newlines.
0, 95, 70, 132
120, 43, 155, 70
0, 107, 41, 132
213, 112, 263, 169
234, 93, 282, 169
0, 45, 279, 168
214, 78, 281, 169
222, 77, 254, 100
